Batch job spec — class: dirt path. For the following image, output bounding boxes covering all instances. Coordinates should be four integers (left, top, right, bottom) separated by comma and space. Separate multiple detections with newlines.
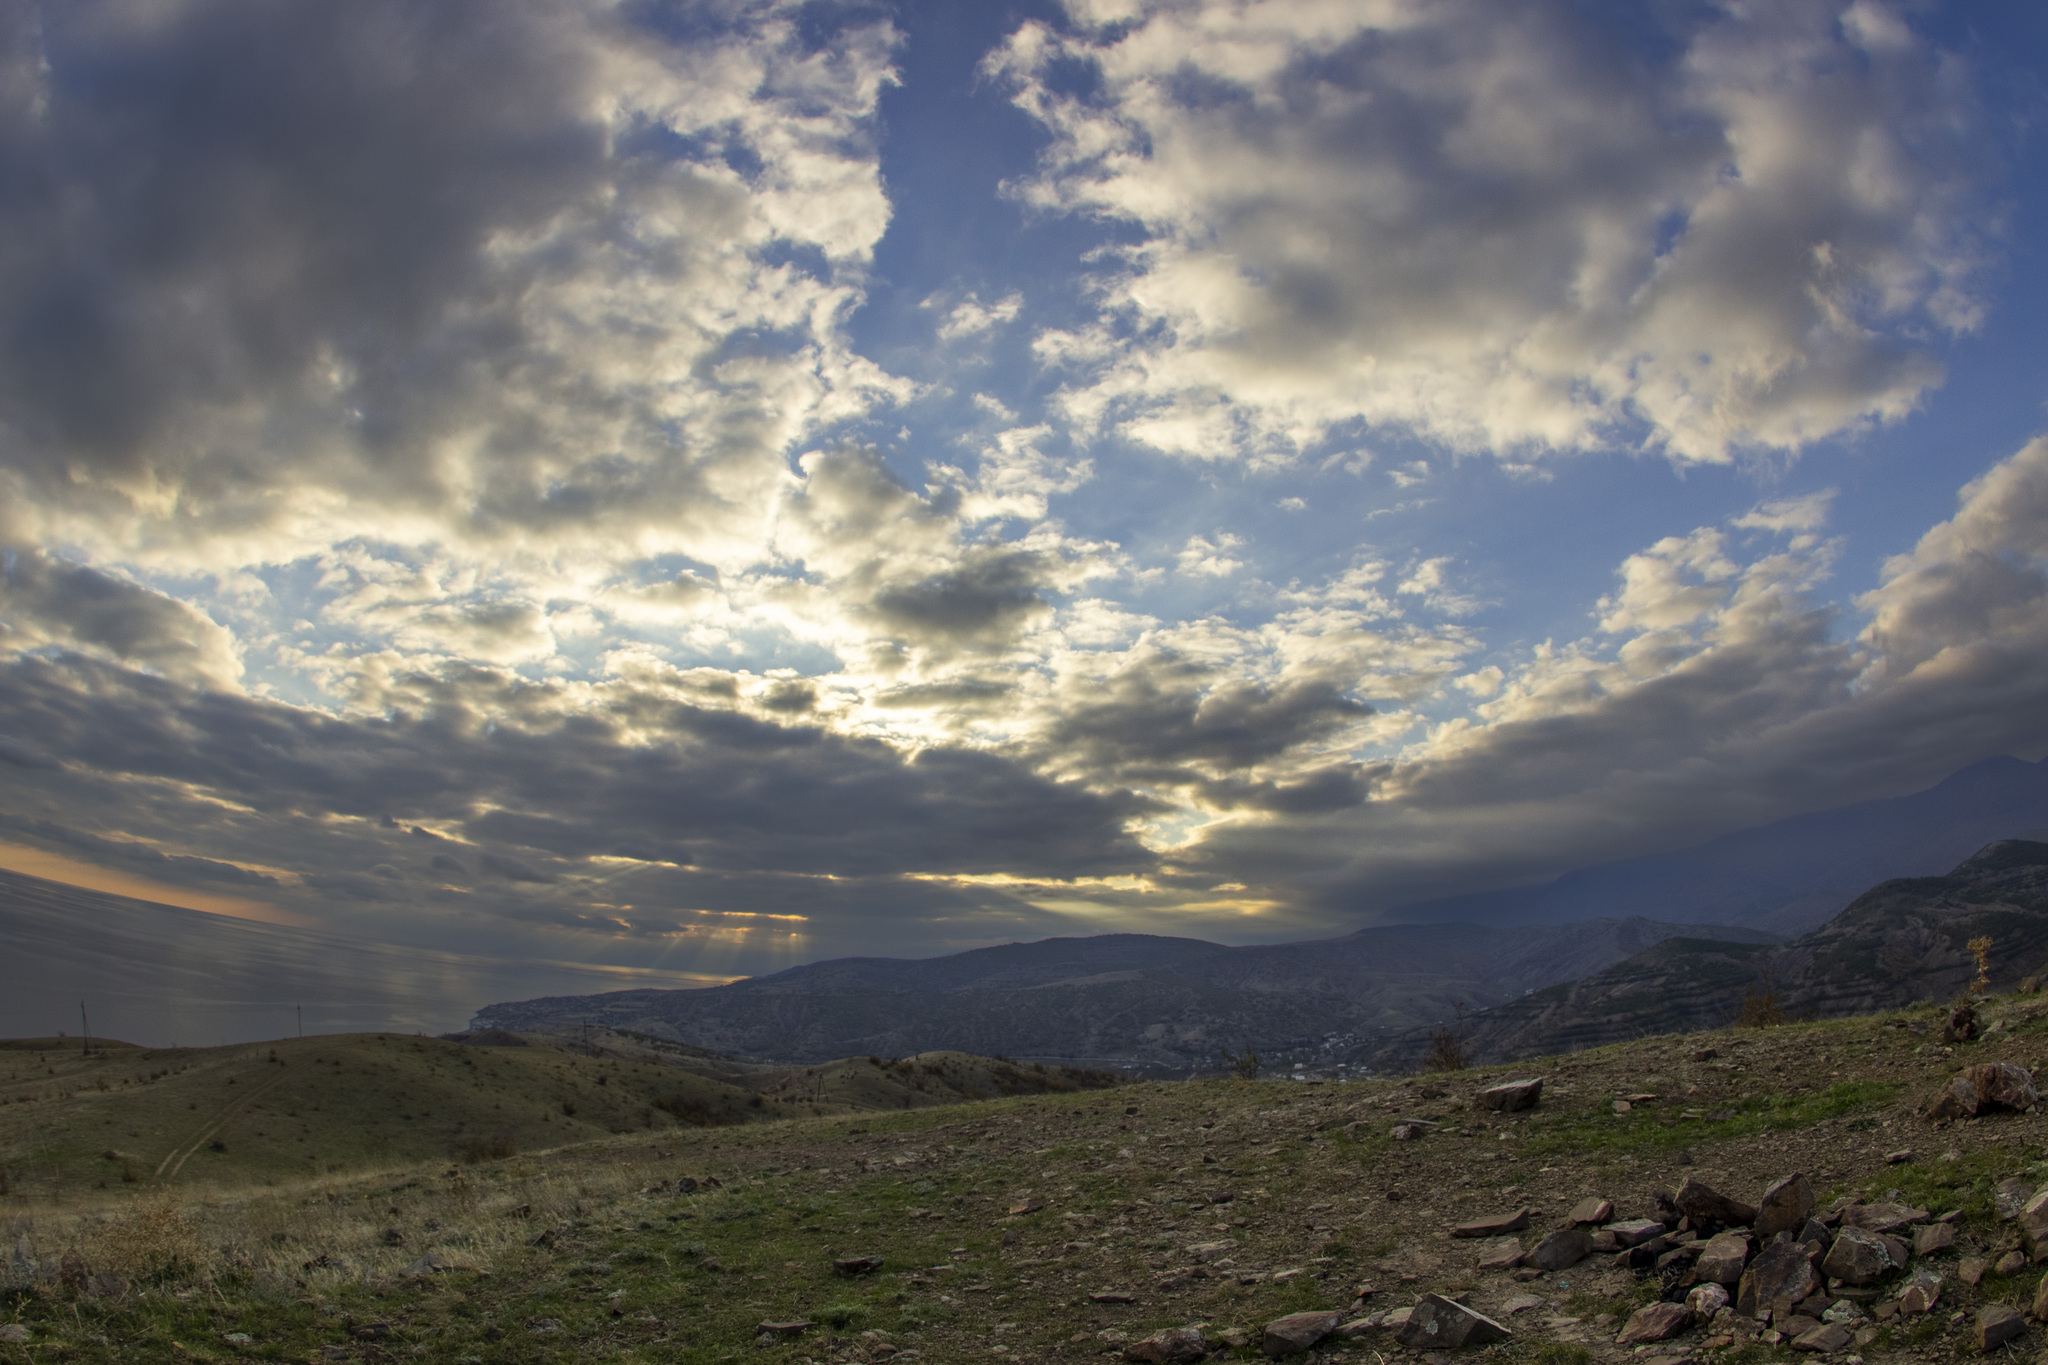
152, 1068, 296, 1184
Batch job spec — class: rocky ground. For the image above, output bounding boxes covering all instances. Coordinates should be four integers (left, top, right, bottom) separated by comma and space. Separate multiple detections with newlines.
5, 993, 2048, 1363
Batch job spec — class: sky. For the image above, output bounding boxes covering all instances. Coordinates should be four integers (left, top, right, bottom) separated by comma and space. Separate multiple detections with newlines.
2, 0, 2048, 990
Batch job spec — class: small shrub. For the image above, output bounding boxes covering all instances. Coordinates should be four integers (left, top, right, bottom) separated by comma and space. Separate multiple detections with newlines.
1536, 1346, 1592, 1365
1968, 936, 1993, 993
560, 1100, 577, 1117
1423, 1027, 1468, 1073
1219, 1047, 1261, 1081
817, 1301, 866, 1328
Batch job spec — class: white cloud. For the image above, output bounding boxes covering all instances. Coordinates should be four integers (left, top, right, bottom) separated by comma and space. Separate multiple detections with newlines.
1176, 533, 1247, 578
934, 291, 1025, 341
989, 0, 1988, 465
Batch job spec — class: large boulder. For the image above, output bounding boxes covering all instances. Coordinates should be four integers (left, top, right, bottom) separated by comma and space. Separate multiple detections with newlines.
1755, 1175, 1816, 1238
1737, 1242, 1821, 1317
1263, 1312, 1339, 1357
1474, 1078, 1543, 1113
1676, 1176, 1758, 1228
1821, 1227, 1902, 1287
1396, 1295, 1511, 1351
1930, 1062, 2039, 1120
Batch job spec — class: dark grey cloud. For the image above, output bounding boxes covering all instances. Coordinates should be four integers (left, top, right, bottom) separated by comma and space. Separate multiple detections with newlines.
0, 549, 240, 687
0, 649, 1154, 926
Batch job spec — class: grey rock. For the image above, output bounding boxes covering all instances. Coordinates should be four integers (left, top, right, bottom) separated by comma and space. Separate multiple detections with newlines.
2021, 1188, 2048, 1258
1695, 1230, 1753, 1286
398, 1251, 458, 1277
1840, 1202, 1927, 1234
1124, 1327, 1207, 1363
1451, 1209, 1529, 1239
1676, 1176, 1758, 1228
1475, 1236, 1523, 1270
2032, 1271, 2048, 1323
1822, 1227, 1901, 1287
1756, 1175, 1816, 1238
1616, 1302, 1690, 1344
1185, 1240, 1238, 1262
1687, 1283, 1731, 1317
1529, 1228, 1593, 1272
833, 1254, 884, 1276
1738, 1242, 1821, 1316
1263, 1311, 1340, 1356
1569, 1197, 1614, 1226
1396, 1295, 1511, 1351
1792, 1322, 1854, 1353
1997, 1177, 2034, 1220
0, 1325, 29, 1345
6, 1235, 36, 1289
1474, 1078, 1543, 1112
1976, 1305, 2026, 1351
1390, 1123, 1427, 1141
1913, 1222, 1957, 1257
1605, 1218, 1667, 1247
1900, 1268, 1942, 1315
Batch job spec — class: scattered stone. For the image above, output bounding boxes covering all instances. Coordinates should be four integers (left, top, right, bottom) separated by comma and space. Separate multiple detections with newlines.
1214, 1328, 1251, 1349
758, 1320, 813, 1337
1185, 1240, 1239, 1262
1823, 1227, 1903, 1287
1676, 1176, 1759, 1228
1396, 1295, 1511, 1351
0, 1326, 28, 1345
1092, 1292, 1137, 1304
222, 1333, 253, 1346
1391, 1124, 1427, 1141
2033, 1272, 2048, 1323
1900, 1270, 1942, 1315
1959, 1257, 1991, 1287
1738, 1242, 1823, 1316
2000, 1250, 2031, 1276
1692, 1048, 1719, 1062
674, 1176, 698, 1194
1841, 1202, 1928, 1234
1780, 1315, 1824, 1338
834, 1255, 885, 1276
1589, 1230, 1620, 1254
1885, 1150, 1914, 1165
1688, 1283, 1732, 1317
1452, 1210, 1529, 1239
1613, 1100, 1632, 1115
1124, 1327, 1207, 1363
1944, 1002, 1981, 1044
1997, 1179, 2034, 1220
1264, 1310, 1340, 1356
1499, 1294, 1546, 1315
2021, 1188, 2048, 1260
1475, 1237, 1523, 1270
1695, 1230, 1753, 1285
1606, 1218, 1667, 1247
1792, 1323, 1854, 1353
1570, 1198, 1615, 1226
1617, 1302, 1691, 1344
1757, 1175, 1818, 1238
1976, 1305, 2026, 1352
398, 1251, 460, 1277
1474, 1078, 1543, 1113
1530, 1228, 1593, 1272
1009, 1197, 1046, 1216
1914, 1223, 1957, 1257
1821, 1300, 1865, 1326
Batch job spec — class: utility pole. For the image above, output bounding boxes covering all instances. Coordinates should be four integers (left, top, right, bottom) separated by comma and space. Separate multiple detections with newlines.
297, 1005, 303, 1039
80, 1002, 91, 1056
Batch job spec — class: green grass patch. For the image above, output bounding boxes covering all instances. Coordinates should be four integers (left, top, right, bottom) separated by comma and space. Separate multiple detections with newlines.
1520, 1080, 1902, 1158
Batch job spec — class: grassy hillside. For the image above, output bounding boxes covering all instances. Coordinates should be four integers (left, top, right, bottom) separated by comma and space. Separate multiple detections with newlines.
4, 996, 2046, 1363
0, 1032, 1118, 1200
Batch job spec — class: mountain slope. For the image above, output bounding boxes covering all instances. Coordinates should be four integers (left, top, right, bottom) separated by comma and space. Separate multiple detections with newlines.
475, 916, 1776, 1068
1384, 753, 2048, 935
1389, 838, 2048, 1066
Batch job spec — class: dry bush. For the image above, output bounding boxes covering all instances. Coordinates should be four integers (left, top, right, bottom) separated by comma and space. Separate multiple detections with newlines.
90, 1198, 205, 1283
1739, 990, 1785, 1027
1422, 1027, 1467, 1073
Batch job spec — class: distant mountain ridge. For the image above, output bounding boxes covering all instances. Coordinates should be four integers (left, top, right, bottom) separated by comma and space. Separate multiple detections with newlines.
473, 916, 1778, 1069
1383, 754, 2048, 935
1377, 838, 2048, 1067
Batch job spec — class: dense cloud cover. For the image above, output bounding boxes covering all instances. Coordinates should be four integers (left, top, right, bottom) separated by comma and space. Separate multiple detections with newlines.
0, 0, 2043, 979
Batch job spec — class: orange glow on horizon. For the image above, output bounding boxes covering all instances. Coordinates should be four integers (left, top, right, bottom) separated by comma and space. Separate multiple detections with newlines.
0, 839, 311, 927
